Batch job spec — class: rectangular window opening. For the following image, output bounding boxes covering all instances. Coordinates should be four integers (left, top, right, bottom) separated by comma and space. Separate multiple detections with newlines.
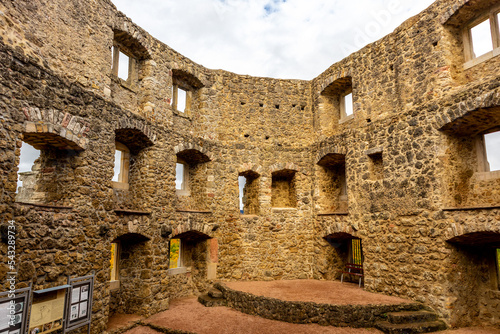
343, 92, 353, 117
117, 50, 130, 80
16, 142, 40, 195
484, 131, 500, 171
470, 18, 494, 58
177, 88, 187, 113
112, 143, 130, 188
169, 239, 181, 269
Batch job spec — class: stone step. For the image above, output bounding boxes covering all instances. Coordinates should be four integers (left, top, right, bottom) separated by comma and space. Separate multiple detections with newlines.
386, 311, 438, 324
375, 320, 447, 334
208, 287, 223, 299
197, 294, 226, 307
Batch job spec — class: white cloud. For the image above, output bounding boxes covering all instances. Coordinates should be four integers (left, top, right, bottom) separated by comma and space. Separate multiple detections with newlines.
111, 0, 435, 79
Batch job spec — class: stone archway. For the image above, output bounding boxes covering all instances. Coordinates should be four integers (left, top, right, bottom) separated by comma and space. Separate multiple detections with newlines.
323, 231, 363, 283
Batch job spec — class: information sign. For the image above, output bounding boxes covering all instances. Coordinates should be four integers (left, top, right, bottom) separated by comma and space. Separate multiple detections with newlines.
64, 273, 94, 334
0, 285, 31, 334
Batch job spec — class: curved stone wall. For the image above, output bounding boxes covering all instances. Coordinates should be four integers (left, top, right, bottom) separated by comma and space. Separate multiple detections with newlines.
0, 0, 499, 332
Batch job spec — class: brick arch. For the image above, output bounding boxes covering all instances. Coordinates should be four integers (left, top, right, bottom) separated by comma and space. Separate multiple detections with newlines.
22, 107, 90, 150
323, 222, 359, 239
172, 69, 207, 89
316, 70, 353, 95
238, 163, 263, 176
174, 142, 214, 162
315, 147, 347, 165
440, 0, 491, 26
112, 18, 152, 60
445, 221, 500, 242
112, 232, 151, 244
114, 118, 157, 146
269, 162, 308, 176
436, 90, 500, 134
170, 222, 214, 240
171, 67, 210, 89
111, 219, 154, 243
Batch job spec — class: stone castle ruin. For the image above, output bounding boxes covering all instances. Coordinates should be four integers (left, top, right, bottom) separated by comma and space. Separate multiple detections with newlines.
0, 0, 499, 332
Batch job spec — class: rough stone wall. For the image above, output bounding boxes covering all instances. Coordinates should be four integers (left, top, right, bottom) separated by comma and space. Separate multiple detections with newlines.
0, 0, 499, 332
197, 72, 312, 144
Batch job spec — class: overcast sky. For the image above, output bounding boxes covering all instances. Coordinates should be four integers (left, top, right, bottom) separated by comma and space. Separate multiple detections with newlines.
17, 0, 500, 193
111, 0, 436, 79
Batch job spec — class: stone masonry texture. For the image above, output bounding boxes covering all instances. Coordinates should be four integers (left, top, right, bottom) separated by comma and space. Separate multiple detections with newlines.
0, 0, 499, 332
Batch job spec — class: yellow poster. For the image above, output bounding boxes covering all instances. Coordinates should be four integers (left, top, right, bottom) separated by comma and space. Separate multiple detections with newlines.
110, 243, 117, 281
29, 290, 65, 334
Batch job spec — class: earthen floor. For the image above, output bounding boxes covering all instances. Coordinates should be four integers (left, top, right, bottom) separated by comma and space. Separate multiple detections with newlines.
224, 279, 411, 305
122, 298, 500, 334
114, 280, 500, 334
136, 297, 382, 334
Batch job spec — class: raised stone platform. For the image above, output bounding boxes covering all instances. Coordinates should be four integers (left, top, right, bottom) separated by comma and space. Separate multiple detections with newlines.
199, 280, 434, 328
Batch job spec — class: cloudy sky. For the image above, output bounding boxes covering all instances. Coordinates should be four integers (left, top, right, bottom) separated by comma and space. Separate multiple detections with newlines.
111, 0, 436, 79
17, 0, 500, 193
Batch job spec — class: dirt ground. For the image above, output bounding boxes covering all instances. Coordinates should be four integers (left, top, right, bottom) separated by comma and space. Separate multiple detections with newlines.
139, 297, 383, 334
225, 280, 411, 305
116, 280, 500, 334
439, 329, 500, 334
107, 313, 144, 332
122, 298, 500, 334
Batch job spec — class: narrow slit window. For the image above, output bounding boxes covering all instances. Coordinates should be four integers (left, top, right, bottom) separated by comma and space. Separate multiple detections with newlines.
112, 142, 130, 187
177, 88, 187, 113
176, 163, 185, 190
111, 46, 115, 69
470, 19, 494, 58
169, 239, 181, 269
238, 176, 246, 214
484, 131, 500, 171
112, 150, 122, 182
117, 50, 130, 80
343, 92, 353, 117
